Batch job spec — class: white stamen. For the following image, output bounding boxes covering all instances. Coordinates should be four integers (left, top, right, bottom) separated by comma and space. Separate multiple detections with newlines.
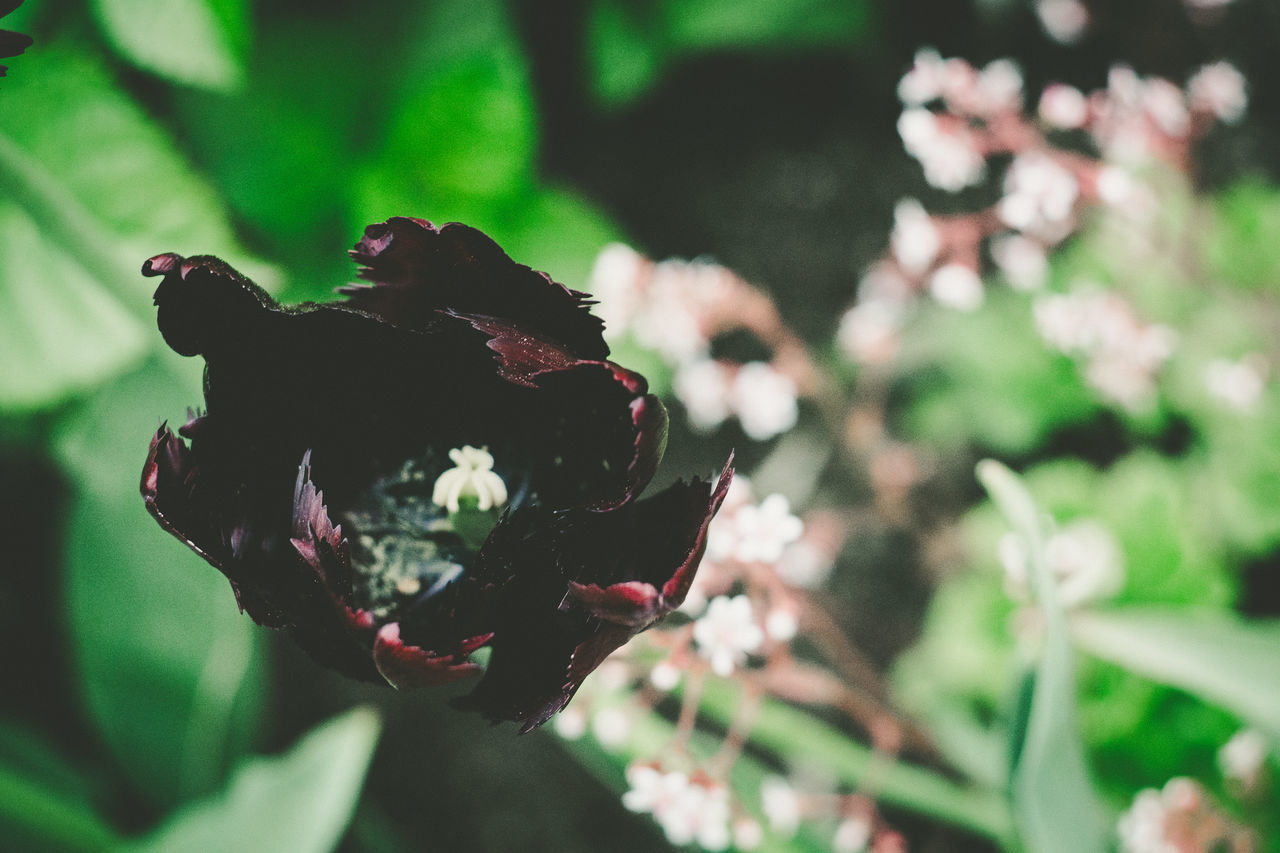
431, 446, 508, 513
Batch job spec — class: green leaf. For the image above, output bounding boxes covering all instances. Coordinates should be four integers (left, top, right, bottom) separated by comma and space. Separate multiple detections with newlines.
662, 0, 871, 50
352, 0, 535, 221
0, 41, 274, 410
172, 16, 363, 246
0, 762, 122, 853
585, 0, 664, 106
977, 460, 1107, 853
899, 289, 1101, 455
56, 355, 267, 806
0, 200, 145, 410
586, 0, 870, 105
1072, 608, 1280, 742
90, 0, 247, 90
1206, 179, 1280, 292
125, 707, 381, 853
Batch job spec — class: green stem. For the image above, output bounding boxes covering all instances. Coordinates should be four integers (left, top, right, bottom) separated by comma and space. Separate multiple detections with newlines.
696, 679, 1018, 847
0, 764, 122, 852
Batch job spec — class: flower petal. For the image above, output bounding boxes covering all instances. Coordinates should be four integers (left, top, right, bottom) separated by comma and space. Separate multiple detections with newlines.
454, 457, 733, 731
456, 312, 669, 509
372, 622, 492, 688
343, 218, 609, 360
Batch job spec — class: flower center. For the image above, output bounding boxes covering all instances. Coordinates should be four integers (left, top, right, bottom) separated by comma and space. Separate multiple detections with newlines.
344, 446, 509, 619
432, 445, 508, 513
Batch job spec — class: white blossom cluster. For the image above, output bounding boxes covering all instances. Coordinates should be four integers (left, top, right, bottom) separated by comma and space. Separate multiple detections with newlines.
1084, 64, 1246, 162
685, 477, 833, 620
847, 46, 1249, 345
1034, 284, 1176, 410
674, 358, 798, 441
693, 594, 765, 677
623, 764, 732, 850
1117, 778, 1195, 853
1115, 777, 1246, 853
589, 244, 800, 442
896, 48, 1022, 192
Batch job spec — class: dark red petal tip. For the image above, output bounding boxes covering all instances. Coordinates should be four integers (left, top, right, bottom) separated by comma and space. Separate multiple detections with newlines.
342, 218, 609, 359
142, 253, 181, 276
567, 580, 662, 627
373, 623, 490, 688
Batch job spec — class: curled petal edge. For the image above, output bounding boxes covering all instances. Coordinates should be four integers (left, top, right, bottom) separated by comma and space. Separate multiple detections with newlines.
373, 623, 494, 689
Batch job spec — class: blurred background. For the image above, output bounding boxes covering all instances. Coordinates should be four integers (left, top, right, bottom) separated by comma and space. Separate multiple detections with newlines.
2, 0, 1279, 850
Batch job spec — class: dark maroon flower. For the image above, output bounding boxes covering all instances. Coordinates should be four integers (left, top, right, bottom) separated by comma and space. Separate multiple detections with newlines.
141, 217, 732, 731
0, 1, 32, 78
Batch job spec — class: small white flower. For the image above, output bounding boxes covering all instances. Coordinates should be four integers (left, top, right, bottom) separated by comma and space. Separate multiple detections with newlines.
833, 816, 872, 853
858, 262, 914, 305
897, 107, 938, 151
765, 605, 800, 642
1034, 286, 1175, 410
694, 595, 765, 676
734, 494, 804, 563
838, 301, 902, 365
595, 659, 633, 691
733, 818, 764, 851
1117, 787, 1170, 853
649, 660, 683, 692
890, 198, 941, 275
1039, 83, 1089, 129
689, 782, 732, 851
624, 767, 732, 851
1143, 78, 1191, 137
928, 264, 985, 311
990, 233, 1049, 291
1205, 356, 1267, 411
897, 47, 947, 106
761, 776, 802, 837
675, 358, 733, 431
592, 706, 631, 749
1036, 0, 1089, 44
999, 152, 1079, 240
1096, 166, 1135, 205
977, 59, 1023, 114
1188, 62, 1248, 125
431, 446, 508, 512
631, 262, 711, 364
775, 540, 835, 589
897, 109, 987, 191
1219, 728, 1268, 785
622, 764, 682, 814
730, 362, 799, 441
589, 243, 646, 338
553, 705, 587, 740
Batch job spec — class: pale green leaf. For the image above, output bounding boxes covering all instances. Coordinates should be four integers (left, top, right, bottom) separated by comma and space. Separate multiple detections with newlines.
56, 356, 267, 805
0, 202, 145, 410
0, 41, 274, 410
977, 460, 1107, 853
90, 0, 246, 90
126, 708, 381, 853
1072, 608, 1280, 741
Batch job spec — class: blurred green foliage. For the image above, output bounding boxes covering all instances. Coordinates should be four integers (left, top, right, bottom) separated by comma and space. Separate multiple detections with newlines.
2, 0, 1279, 850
